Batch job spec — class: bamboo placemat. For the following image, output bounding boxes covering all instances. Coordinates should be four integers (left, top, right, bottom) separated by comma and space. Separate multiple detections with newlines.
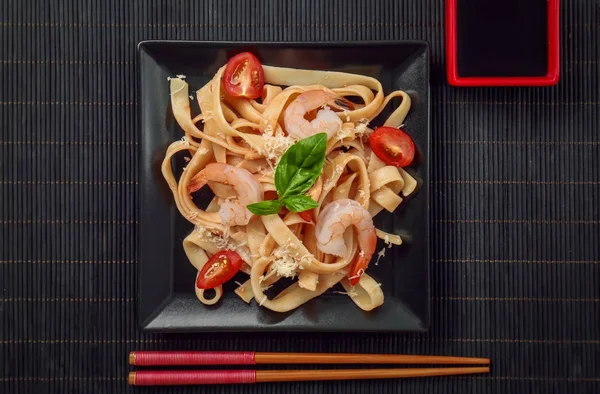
1, 1, 599, 393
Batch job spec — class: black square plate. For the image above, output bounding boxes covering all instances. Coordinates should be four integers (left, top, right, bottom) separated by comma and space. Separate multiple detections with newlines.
138, 41, 430, 332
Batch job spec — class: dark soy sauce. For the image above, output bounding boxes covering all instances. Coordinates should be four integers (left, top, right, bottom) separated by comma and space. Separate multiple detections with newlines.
457, 0, 548, 77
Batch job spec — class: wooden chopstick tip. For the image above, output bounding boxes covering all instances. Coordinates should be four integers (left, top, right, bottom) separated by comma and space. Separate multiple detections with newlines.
128, 352, 136, 365
128, 372, 136, 385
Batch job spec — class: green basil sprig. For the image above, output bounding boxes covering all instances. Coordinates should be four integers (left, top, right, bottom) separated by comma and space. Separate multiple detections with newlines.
247, 133, 327, 216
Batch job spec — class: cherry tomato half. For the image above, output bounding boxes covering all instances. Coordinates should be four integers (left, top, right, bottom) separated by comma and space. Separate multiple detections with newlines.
222, 52, 265, 99
369, 126, 416, 168
196, 250, 243, 289
298, 210, 314, 224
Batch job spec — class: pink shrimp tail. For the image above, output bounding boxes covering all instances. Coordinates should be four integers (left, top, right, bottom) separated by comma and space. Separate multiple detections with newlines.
358, 227, 377, 261
349, 227, 377, 286
187, 172, 207, 193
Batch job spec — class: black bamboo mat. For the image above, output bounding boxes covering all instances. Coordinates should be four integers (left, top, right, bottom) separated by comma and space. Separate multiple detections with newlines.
2, 0, 599, 393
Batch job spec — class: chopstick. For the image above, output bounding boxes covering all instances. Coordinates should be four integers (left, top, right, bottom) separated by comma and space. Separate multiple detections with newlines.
128, 367, 490, 386
129, 351, 490, 366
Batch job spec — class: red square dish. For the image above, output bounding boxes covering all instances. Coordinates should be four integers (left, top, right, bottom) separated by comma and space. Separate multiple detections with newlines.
446, 0, 560, 87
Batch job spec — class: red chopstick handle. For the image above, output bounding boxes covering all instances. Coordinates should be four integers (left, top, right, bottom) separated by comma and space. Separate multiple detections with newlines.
130, 351, 256, 366
130, 370, 257, 386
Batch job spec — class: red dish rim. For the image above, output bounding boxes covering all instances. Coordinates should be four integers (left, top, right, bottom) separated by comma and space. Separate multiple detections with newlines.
445, 0, 560, 87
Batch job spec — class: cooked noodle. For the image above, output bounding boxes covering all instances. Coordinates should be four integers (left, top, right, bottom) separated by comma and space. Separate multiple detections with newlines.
162, 64, 419, 312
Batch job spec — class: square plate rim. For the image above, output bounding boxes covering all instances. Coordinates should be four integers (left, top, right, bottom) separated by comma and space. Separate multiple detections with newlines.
137, 40, 431, 332
137, 39, 431, 51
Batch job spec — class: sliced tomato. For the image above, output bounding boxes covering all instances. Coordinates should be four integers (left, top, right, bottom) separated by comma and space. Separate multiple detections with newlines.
298, 210, 314, 224
369, 126, 415, 168
348, 254, 369, 286
264, 190, 279, 201
196, 250, 243, 289
222, 52, 265, 99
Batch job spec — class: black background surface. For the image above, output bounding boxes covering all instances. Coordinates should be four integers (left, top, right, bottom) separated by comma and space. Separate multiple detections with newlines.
1, 1, 599, 393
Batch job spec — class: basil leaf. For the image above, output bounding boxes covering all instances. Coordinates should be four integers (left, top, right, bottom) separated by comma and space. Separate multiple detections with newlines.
247, 200, 283, 216
282, 195, 320, 213
275, 133, 327, 199
248, 134, 326, 216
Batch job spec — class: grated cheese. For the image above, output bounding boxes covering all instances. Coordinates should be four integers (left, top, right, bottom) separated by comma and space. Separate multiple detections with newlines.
214, 237, 230, 249
194, 224, 208, 237
343, 110, 351, 122
184, 156, 191, 162
267, 240, 312, 279
259, 295, 267, 307
334, 288, 358, 298
335, 165, 344, 175
197, 147, 209, 155
354, 118, 372, 139
375, 247, 386, 265
270, 252, 299, 278
348, 268, 365, 282
384, 234, 393, 248
261, 266, 277, 282
355, 123, 367, 135
334, 126, 352, 144
261, 125, 295, 164
176, 74, 186, 79
180, 136, 190, 145
299, 254, 312, 267
194, 224, 241, 251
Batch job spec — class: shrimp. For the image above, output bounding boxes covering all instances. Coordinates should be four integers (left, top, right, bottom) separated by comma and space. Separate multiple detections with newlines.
284, 90, 354, 139
188, 163, 263, 226
315, 199, 377, 285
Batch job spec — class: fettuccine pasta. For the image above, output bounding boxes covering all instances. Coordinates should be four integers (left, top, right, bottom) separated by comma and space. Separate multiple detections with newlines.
161, 56, 419, 313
